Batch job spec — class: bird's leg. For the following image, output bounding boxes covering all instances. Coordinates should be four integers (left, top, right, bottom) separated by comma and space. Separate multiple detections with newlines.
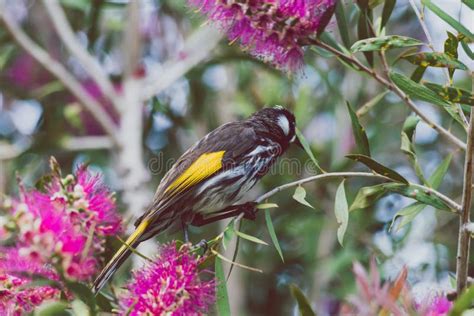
191, 202, 258, 227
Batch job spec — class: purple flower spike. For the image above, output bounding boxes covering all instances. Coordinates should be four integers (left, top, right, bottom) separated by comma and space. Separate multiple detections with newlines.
119, 243, 215, 316
189, 0, 337, 72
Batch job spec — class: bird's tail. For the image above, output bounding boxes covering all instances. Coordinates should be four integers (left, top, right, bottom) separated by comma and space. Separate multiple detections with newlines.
92, 220, 150, 294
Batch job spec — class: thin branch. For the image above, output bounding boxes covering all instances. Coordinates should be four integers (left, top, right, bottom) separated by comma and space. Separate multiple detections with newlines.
122, 0, 141, 79
456, 82, 474, 294
311, 39, 467, 151
0, 3, 120, 147
255, 172, 461, 213
140, 26, 222, 101
41, 0, 120, 113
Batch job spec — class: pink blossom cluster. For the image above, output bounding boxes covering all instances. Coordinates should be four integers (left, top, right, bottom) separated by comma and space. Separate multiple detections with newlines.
119, 242, 215, 315
0, 160, 122, 312
188, 0, 337, 72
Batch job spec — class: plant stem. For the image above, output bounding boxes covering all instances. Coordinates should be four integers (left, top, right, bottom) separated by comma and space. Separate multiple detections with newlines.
456, 93, 474, 294
255, 172, 461, 212
311, 39, 467, 151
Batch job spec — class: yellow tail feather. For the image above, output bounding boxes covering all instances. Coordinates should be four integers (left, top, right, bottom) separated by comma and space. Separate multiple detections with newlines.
92, 220, 150, 294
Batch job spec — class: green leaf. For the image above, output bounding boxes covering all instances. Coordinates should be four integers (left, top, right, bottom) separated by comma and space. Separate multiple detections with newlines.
390, 71, 449, 107
96, 292, 113, 313
449, 285, 474, 316
335, 1, 351, 48
235, 230, 268, 246
356, 91, 389, 117
390, 72, 466, 127
222, 220, 235, 251
381, 0, 396, 30
346, 154, 408, 184
290, 284, 316, 316
400, 116, 427, 184
346, 102, 371, 157
293, 186, 315, 209
351, 35, 423, 52
462, 0, 474, 9
357, 8, 374, 66
335, 180, 349, 246
421, 0, 474, 41
385, 183, 451, 211
215, 257, 231, 316
460, 38, 474, 59
350, 184, 387, 211
296, 128, 325, 173
265, 209, 284, 262
444, 32, 459, 79
402, 52, 467, 70
71, 299, 90, 316
256, 203, 279, 210
428, 154, 453, 189
65, 281, 97, 316
60, 0, 90, 11
390, 202, 426, 231
423, 82, 474, 106
390, 154, 453, 230
350, 183, 451, 211
34, 301, 70, 316
410, 66, 427, 83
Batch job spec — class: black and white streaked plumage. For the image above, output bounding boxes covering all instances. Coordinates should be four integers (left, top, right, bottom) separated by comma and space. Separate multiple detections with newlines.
92, 106, 299, 293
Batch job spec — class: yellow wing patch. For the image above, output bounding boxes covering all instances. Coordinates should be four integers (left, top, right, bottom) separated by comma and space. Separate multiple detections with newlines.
165, 151, 225, 195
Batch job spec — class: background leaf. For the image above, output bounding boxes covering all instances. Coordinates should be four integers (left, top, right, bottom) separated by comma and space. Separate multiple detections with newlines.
400, 116, 427, 184
290, 284, 317, 316
351, 35, 422, 52
335, 180, 349, 246
215, 257, 231, 316
265, 209, 284, 262
380, 0, 396, 30
423, 82, 474, 106
346, 154, 408, 184
346, 102, 371, 157
293, 186, 315, 209
296, 128, 325, 173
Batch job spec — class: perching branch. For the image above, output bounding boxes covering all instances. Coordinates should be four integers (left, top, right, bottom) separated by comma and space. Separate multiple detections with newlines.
0, 2, 120, 147
140, 26, 222, 101
255, 172, 461, 213
310, 39, 467, 151
456, 100, 474, 294
41, 0, 120, 113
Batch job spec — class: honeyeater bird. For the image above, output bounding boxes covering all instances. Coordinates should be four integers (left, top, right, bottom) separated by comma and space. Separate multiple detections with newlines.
92, 106, 300, 293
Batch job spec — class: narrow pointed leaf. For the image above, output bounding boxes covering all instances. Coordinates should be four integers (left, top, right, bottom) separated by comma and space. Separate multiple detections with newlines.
346, 102, 371, 157
402, 52, 467, 70
215, 257, 231, 316
462, 0, 474, 9
235, 230, 268, 246
421, 0, 474, 41
410, 66, 427, 83
265, 209, 284, 262
346, 154, 408, 184
461, 39, 474, 59
335, 1, 351, 48
428, 154, 453, 189
65, 281, 97, 316
390, 202, 426, 232
34, 301, 70, 316
444, 31, 459, 79
222, 220, 235, 251
350, 184, 387, 211
296, 128, 325, 173
400, 116, 427, 184
356, 91, 389, 117
449, 285, 474, 316
335, 180, 349, 246
357, 9, 373, 66
381, 0, 396, 30
423, 82, 474, 106
293, 186, 315, 209
256, 203, 279, 210
351, 35, 423, 52
290, 284, 316, 316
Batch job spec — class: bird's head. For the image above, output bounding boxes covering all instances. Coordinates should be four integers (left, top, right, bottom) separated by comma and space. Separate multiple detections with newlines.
250, 105, 302, 149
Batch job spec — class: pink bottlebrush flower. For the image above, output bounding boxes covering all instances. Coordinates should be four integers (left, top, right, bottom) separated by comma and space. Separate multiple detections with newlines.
119, 243, 215, 316
0, 249, 61, 316
417, 294, 452, 316
188, 0, 337, 72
